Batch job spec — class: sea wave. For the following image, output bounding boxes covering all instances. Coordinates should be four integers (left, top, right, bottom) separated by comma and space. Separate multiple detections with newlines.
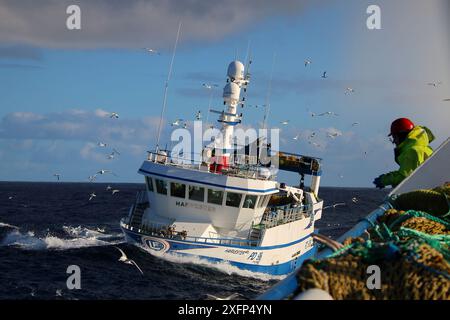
135, 243, 286, 282
0, 226, 124, 250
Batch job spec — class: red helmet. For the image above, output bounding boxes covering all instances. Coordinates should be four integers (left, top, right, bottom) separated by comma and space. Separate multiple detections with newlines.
389, 118, 414, 136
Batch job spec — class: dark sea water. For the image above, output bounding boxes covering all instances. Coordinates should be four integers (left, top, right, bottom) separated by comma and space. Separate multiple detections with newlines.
0, 182, 389, 300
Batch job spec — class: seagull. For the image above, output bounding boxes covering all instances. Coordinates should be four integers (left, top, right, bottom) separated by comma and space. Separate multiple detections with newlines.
308, 132, 316, 139
202, 83, 219, 90
114, 246, 144, 275
111, 189, 120, 195
308, 111, 316, 117
171, 119, 183, 127
143, 48, 160, 55
97, 142, 107, 147
89, 192, 96, 201
304, 59, 312, 67
97, 169, 117, 176
53, 173, 61, 181
322, 71, 328, 79
293, 133, 301, 141
345, 87, 355, 94
206, 293, 240, 300
323, 202, 346, 210
55, 289, 63, 297
280, 120, 289, 125
338, 174, 344, 179
309, 141, 321, 148
443, 99, 450, 102
110, 112, 119, 119
8, 196, 13, 200
327, 132, 341, 139
195, 111, 202, 120
112, 148, 121, 155
88, 175, 97, 182
318, 111, 339, 117
107, 153, 115, 160
106, 185, 112, 191
427, 81, 442, 87
352, 122, 360, 127
351, 197, 359, 203
96, 227, 106, 233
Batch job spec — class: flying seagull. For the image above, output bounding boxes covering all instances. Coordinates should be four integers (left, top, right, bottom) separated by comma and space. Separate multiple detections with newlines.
97, 169, 117, 176
98, 142, 107, 147
304, 59, 312, 67
89, 192, 96, 201
293, 133, 301, 141
322, 71, 328, 79
427, 81, 442, 87
280, 120, 289, 125
143, 48, 160, 55
323, 202, 346, 210
206, 293, 240, 300
352, 122, 360, 126
110, 112, 119, 119
88, 175, 97, 182
318, 111, 339, 117
53, 173, 61, 181
351, 197, 359, 203
345, 87, 355, 95
106, 185, 112, 191
114, 246, 144, 275
443, 99, 450, 102
202, 83, 219, 90
171, 119, 183, 127
327, 132, 341, 139
111, 189, 120, 195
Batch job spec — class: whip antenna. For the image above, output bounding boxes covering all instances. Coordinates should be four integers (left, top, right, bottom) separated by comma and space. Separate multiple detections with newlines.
155, 21, 182, 151
262, 52, 275, 130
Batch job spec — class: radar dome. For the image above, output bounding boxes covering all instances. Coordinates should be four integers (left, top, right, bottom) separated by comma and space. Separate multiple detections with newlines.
223, 82, 240, 104
227, 61, 245, 81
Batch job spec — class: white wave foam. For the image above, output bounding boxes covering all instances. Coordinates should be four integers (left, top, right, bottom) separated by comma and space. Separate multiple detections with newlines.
0, 226, 124, 250
135, 243, 285, 282
0, 222, 19, 229
62, 225, 121, 240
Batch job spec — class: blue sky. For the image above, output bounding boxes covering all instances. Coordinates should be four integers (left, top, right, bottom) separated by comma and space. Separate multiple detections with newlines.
0, 0, 449, 187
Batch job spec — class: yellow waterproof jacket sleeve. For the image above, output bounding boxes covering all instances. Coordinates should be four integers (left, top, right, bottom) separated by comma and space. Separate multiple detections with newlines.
380, 126, 434, 187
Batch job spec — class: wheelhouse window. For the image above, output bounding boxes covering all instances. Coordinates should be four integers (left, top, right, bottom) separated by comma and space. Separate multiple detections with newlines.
243, 195, 257, 209
257, 195, 270, 208
207, 189, 224, 205
155, 179, 168, 195
225, 192, 242, 208
171, 182, 186, 198
189, 185, 205, 202
145, 176, 154, 192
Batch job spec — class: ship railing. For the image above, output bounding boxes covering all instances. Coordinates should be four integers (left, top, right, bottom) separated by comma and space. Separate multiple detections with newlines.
146, 150, 275, 181
260, 204, 311, 229
121, 220, 259, 247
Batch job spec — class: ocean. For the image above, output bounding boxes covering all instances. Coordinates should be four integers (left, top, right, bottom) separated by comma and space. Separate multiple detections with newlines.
0, 182, 389, 300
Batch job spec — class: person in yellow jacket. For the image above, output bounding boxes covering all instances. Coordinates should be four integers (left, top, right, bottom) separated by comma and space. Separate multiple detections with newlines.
373, 118, 435, 189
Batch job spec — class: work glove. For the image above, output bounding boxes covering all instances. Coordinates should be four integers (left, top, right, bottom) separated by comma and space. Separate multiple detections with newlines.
373, 175, 385, 189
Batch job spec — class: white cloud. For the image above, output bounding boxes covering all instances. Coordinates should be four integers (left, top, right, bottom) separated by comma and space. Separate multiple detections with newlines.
0, 0, 306, 49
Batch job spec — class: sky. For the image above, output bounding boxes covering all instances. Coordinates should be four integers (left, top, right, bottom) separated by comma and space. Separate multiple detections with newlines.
0, 0, 449, 187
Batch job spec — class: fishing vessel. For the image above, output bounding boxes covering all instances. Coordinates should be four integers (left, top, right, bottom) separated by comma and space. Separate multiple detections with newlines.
120, 60, 325, 275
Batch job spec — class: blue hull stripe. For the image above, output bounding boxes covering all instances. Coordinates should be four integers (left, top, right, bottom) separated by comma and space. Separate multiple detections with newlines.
123, 227, 312, 250
123, 229, 316, 275
138, 168, 278, 193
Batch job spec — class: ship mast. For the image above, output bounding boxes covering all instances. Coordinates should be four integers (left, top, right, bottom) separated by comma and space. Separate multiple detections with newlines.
216, 61, 249, 168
